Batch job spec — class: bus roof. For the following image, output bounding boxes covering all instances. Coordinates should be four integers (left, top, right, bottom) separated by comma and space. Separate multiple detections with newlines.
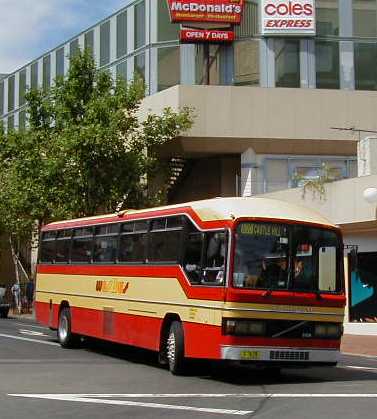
43, 197, 337, 231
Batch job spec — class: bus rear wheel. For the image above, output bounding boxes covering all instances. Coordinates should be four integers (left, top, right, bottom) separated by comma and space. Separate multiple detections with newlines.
58, 307, 79, 348
166, 321, 186, 375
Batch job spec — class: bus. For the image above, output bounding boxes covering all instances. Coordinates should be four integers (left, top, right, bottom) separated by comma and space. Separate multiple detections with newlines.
36, 197, 345, 374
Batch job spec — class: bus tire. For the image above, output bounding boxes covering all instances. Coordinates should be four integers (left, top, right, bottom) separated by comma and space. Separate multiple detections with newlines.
166, 321, 186, 375
57, 307, 78, 348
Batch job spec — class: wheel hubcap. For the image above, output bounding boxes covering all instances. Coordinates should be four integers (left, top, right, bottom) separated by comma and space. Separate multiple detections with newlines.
59, 315, 68, 342
167, 331, 175, 365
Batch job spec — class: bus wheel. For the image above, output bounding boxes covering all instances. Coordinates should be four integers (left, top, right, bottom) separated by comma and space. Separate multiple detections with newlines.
58, 307, 78, 348
166, 321, 186, 375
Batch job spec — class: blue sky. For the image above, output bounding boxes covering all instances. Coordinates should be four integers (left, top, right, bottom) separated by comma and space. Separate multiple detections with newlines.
0, 0, 128, 74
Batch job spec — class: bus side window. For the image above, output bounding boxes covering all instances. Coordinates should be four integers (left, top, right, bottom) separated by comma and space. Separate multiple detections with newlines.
183, 232, 204, 284
202, 232, 226, 284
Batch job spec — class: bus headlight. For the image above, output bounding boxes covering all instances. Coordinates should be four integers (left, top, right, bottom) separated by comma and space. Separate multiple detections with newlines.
223, 319, 267, 336
314, 323, 343, 339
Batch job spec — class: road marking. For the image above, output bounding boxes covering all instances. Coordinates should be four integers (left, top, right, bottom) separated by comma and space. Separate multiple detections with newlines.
14, 322, 48, 330
8, 395, 253, 416
0, 333, 59, 347
342, 366, 377, 373
19, 329, 49, 337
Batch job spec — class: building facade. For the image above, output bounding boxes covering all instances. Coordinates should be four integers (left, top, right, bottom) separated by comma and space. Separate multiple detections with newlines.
2, 0, 377, 329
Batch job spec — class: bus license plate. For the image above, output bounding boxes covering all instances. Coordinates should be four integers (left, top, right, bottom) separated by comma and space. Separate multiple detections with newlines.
240, 350, 261, 360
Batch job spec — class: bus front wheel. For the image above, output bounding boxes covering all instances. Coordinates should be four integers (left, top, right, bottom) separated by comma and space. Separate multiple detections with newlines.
58, 307, 78, 348
166, 321, 186, 375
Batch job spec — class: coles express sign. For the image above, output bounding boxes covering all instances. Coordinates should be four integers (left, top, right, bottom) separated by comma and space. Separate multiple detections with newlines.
261, 0, 316, 36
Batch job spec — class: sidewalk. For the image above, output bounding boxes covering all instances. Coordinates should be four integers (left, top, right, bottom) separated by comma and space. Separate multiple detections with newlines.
341, 334, 377, 357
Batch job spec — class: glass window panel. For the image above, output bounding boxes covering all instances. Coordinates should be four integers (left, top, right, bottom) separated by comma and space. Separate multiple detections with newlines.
233, 40, 259, 86
148, 231, 182, 262
85, 30, 94, 56
31, 62, 38, 90
265, 159, 289, 193
55, 239, 71, 263
316, 0, 339, 36
355, 42, 377, 90
275, 39, 300, 88
316, 41, 340, 89
70, 39, 79, 59
235, 1, 259, 38
158, 0, 179, 41
100, 21, 111, 67
167, 216, 184, 229
43, 55, 51, 91
116, 61, 127, 81
71, 238, 93, 263
95, 224, 119, 236
0, 81, 3, 115
119, 233, 146, 262
7, 115, 14, 131
135, 53, 145, 81
134, 1, 146, 49
202, 232, 226, 284
74, 227, 93, 237
353, 0, 377, 37
134, 221, 148, 232
117, 11, 127, 58
183, 232, 204, 284
121, 222, 134, 233
57, 229, 72, 239
56, 47, 65, 78
158, 47, 180, 92
19, 69, 27, 106
151, 218, 166, 231
8, 75, 15, 112
40, 241, 56, 263
195, 45, 221, 85
93, 237, 118, 263
19, 110, 26, 131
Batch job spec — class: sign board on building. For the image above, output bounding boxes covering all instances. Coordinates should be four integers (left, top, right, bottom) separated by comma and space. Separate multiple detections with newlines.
167, 0, 245, 25
261, 0, 316, 36
180, 29, 235, 42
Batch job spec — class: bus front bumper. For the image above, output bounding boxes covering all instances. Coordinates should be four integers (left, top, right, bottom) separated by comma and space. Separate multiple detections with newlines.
221, 346, 340, 364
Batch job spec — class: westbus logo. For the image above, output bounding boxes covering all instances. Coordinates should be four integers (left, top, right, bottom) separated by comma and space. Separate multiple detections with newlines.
96, 280, 129, 295
167, 0, 245, 24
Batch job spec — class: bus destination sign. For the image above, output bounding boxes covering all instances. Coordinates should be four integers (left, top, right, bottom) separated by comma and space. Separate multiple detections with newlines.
167, 0, 245, 24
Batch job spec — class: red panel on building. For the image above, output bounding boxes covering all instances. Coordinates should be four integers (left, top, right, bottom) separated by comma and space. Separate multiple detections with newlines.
167, 0, 245, 24
180, 29, 235, 43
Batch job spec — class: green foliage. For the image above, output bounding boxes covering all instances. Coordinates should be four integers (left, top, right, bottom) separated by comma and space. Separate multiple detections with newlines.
0, 49, 193, 241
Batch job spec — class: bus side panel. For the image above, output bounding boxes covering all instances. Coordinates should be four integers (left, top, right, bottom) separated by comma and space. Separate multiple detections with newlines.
183, 322, 222, 359
35, 301, 52, 327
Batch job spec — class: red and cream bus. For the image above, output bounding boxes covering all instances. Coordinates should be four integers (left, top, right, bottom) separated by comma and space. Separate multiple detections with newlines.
36, 197, 345, 374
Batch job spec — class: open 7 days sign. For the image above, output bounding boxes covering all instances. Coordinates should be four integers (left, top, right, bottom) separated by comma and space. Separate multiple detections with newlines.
261, 0, 316, 36
167, 0, 245, 24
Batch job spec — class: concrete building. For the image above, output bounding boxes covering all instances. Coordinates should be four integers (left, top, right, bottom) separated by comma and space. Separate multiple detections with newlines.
2, 0, 377, 329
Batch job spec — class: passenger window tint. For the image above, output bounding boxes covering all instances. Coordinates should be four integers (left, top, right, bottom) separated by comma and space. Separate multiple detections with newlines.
40, 231, 56, 263
202, 232, 226, 284
119, 234, 146, 262
55, 230, 72, 263
71, 238, 93, 263
148, 230, 182, 262
183, 232, 204, 284
93, 237, 118, 263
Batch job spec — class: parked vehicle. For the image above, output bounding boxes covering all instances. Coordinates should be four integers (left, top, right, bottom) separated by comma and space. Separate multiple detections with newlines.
0, 286, 10, 318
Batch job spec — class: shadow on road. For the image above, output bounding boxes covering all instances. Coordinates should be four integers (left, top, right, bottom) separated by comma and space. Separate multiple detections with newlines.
75, 337, 377, 385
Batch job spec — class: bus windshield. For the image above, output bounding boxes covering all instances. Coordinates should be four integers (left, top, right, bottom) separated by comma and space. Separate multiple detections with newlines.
233, 222, 342, 293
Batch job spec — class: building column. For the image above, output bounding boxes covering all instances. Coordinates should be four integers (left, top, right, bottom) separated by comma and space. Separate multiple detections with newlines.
180, 44, 196, 85
241, 148, 257, 197
300, 39, 316, 88
260, 38, 275, 88
339, 0, 355, 90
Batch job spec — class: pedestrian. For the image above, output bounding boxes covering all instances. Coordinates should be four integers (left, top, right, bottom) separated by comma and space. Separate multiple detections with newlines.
26, 279, 34, 313
11, 282, 21, 314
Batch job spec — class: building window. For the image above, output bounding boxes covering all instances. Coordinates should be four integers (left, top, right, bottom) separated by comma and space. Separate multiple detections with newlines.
158, 47, 180, 91
100, 21, 111, 67
275, 39, 300, 88
85, 30, 94, 56
116, 61, 127, 81
8, 75, 15, 112
353, 0, 377, 37
19, 69, 27, 107
355, 42, 377, 90
134, 1, 146, 49
316, 0, 339, 36
56, 47, 65, 78
135, 52, 145, 81
70, 39, 79, 59
31, 62, 38, 90
7, 115, 14, 131
196, 45, 221, 85
235, 1, 259, 38
0, 81, 3, 115
19, 110, 26, 131
43, 55, 51, 91
117, 11, 127, 58
233, 40, 259, 86
316, 41, 340, 89
158, 0, 179, 42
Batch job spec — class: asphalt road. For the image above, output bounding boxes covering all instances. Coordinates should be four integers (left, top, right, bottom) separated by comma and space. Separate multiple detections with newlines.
1, 317, 377, 419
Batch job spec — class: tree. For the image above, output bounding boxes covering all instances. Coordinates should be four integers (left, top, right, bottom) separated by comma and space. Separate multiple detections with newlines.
0, 50, 193, 281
